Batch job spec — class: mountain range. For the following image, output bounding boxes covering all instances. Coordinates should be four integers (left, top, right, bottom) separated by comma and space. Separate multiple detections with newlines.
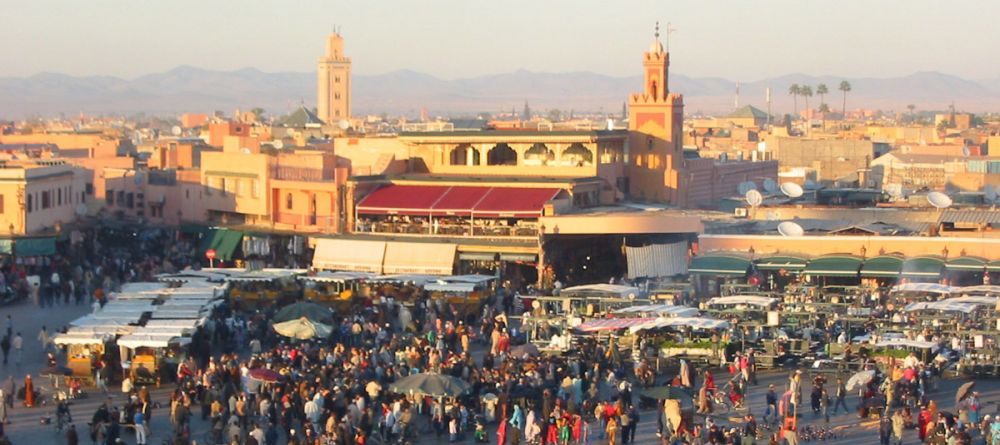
2, 66, 999, 119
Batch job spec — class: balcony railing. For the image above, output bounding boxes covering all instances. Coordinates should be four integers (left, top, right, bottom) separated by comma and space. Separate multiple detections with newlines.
273, 213, 337, 230
271, 167, 333, 182
356, 221, 538, 238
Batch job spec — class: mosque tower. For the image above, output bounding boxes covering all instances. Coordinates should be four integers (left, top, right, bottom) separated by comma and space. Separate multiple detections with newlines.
317, 30, 352, 125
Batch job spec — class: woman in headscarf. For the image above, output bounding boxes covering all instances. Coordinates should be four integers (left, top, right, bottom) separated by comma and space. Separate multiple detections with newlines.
22, 375, 33, 408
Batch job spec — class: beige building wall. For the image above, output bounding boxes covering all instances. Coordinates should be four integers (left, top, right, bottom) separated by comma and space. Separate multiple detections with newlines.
699, 234, 1000, 261
200, 152, 270, 217
0, 162, 86, 235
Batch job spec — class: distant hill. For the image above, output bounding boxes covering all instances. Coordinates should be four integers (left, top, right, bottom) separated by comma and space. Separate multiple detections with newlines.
1, 66, 998, 119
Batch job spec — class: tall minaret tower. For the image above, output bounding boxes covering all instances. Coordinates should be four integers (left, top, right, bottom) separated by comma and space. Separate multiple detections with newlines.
317, 30, 352, 125
627, 22, 686, 205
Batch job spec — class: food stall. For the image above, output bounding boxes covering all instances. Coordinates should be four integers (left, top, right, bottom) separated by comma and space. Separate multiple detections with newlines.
300, 271, 376, 312
423, 274, 496, 319
225, 269, 306, 308
53, 331, 115, 385
117, 330, 192, 387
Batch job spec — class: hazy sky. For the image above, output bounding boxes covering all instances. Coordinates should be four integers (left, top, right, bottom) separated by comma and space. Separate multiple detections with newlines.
4, 0, 998, 81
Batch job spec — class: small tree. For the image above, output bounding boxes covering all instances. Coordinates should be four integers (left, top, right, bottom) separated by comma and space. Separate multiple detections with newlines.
547, 109, 562, 122
788, 84, 801, 115
800, 86, 813, 113
839, 81, 852, 117
816, 84, 829, 107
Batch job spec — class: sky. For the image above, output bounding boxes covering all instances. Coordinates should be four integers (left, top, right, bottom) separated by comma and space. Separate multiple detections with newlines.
3, 0, 999, 81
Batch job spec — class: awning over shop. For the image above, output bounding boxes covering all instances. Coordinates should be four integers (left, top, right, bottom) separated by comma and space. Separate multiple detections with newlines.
688, 254, 751, 276
754, 254, 809, 271
860, 255, 904, 277
382, 242, 456, 275
989, 260, 1000, 272
15, 237, 55, 256
900, 256, 945, 278
500, 253, 537, 262
0, 240, 11, 255
803, 255, 862, 277
355, 184, 561, 218
625, 242, 688, 278
200, 230, 243, 261
945, 256, 987, 271
311, 239, 386, 273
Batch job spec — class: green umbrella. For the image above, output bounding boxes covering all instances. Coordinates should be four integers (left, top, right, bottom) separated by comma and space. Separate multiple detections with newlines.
274, 301, 335, 324
272, 317, 333, 340
641, 385, 694, 400
389, 372, 472, 398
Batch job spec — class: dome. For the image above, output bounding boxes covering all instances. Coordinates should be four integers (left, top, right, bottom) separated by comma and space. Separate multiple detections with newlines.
650, 39, 664, 54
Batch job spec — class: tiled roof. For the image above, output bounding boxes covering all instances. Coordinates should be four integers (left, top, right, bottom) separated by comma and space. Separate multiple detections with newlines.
939, 209, 1000, 224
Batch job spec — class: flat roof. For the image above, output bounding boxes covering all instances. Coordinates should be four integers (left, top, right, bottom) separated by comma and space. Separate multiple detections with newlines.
399, 129, 627, 138
352, 174, 603, 185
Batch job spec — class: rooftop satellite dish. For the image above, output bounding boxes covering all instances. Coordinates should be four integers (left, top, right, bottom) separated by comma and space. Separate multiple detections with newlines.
171, 125, 182, 136
763, 178, 778, 194
962, 146, 971, 157
75, 204, 87, 217
338, 119, 350, 130
986, 184, 997, 202
926, 191, 953, 209
241, 147, 252, 154
803, 179, 817, 190
133, 172, 144, 185
737, 181, 757, 195
272, 140, 284, 150
780, 182, 804, 198
745, 189, 763, 207
777, 221, 805, 237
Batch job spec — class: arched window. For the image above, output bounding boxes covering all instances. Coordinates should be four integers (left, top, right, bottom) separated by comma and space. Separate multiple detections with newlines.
449, 144, 480, 166
562, 143, 593, 167
486, 143, 517, 166
286, 193, 293, 210
523, 143, 554, 166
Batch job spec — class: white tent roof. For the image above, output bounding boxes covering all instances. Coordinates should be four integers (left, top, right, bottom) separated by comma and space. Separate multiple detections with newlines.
613, 304, 699, 317
53, 332, 114, 345
119, 282, 169, 293
117, 334, 191, 349
706, 296, 778, 308
876, 339, 939, 351
143, 318, 203, 330
628, 316, 730, 333
561, 284, 641, 298
300, 271, 376, 283
890, 283, 956, 294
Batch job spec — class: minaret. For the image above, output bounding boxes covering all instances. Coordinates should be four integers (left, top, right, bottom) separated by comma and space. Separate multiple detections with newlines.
627, 22, 686, 205
317, 30, 352, 125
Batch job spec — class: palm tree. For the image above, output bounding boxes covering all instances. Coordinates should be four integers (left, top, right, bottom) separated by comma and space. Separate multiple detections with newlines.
788, 84, 801, 115
839, 80, 852, 117
816, 84, 829, 108
800, 86, 813, 113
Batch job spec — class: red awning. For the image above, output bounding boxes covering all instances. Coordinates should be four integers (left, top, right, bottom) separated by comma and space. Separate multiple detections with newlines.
356, 185, 560, 218
432, 187, 491, 216
355, 185, 450, 215
474, 187, 561, 218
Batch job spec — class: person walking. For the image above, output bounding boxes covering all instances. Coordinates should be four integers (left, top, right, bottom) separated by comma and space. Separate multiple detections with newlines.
764, 384, 778, 425
134, 408, 147, 445
605, 415, 618, 445
891, 410, 905, 445
11, 333, 22, 367
0, 335, 9, 366
65, 423, 78, 445
832, 378, 849, 415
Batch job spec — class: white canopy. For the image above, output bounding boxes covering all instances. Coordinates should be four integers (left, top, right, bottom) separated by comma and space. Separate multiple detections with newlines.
144, 318, 203, 330
370, 274, 438, 285
119, 282, 169, 293
151, 310, 205, 319
904, 301, 979, 314
876, 339, 939, 351
613, 304, 699, 317
952, 285, 1000, 295
111, 293, 159, 301
117, 334, 191, 349
628, 316, 730, 333
53, 332, 113, 345
225, 269, 305, 282
890, 283, 956, 294
706, 296, 778, 308
561, 284, 642, 298
301, 271, 376, 283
